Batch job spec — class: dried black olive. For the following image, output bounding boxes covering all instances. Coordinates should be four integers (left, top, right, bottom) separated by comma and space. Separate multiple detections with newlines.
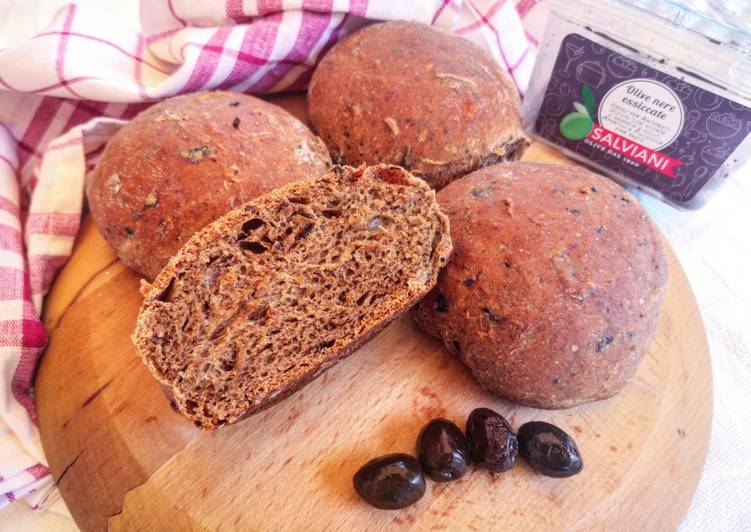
471, 184, 493, 197
416, 419, 470, 482
179, 145, 211, 164
435, 292, 449, 313
517, 421, 583, 477
353, 453, 426, 509
465, 408, 517, 472
482, 307, 506, 325
596, 335, 613, 352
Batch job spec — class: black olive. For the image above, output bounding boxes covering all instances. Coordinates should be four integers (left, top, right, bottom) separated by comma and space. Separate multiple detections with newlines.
465, 407, 518, 472
517, 421, 583, 477
353, 453, 426, 509
416, 418, 470, 481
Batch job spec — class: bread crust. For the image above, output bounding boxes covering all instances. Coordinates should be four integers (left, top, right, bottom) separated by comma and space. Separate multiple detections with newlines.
413, 162, 668, 408
87, 91, 331, 279
308, 21, 528, 190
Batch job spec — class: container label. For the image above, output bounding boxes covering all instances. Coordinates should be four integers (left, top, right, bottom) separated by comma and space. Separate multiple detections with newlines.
535, 33, 751, 203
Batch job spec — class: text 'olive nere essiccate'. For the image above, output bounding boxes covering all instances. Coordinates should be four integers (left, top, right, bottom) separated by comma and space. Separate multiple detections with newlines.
417, 419, 471, 481
517, 421, 583, 477
466, 407, 518, 472
353, 453, 426, 509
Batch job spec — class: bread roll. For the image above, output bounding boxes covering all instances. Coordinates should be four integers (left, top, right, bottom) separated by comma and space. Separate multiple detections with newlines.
414, 162, 668, 408
87, 91, 331, 279
133, 165, 452, 429
308, 21, 528, 190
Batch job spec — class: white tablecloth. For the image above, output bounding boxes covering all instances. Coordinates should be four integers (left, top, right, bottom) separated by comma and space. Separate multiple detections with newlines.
637, 180, 751, 531
0, 0, 749, 530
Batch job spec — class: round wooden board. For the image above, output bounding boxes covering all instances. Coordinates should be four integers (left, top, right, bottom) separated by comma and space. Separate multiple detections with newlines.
36, 95, 711, 532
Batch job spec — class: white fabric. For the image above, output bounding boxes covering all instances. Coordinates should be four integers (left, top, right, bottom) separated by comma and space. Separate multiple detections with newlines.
636, 181, 751, 531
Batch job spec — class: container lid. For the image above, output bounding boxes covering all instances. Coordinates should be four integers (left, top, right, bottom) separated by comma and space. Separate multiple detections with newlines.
544, 0, 751, 98
546, 0, 751, 51
622, 0, 751, 48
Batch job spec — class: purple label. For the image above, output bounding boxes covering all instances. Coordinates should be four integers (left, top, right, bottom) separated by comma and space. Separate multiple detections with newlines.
535, 33, 751, 203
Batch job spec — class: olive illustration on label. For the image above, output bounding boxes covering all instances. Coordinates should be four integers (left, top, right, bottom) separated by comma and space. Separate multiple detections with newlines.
560, 112, 592, 140
560, 84, 595, 141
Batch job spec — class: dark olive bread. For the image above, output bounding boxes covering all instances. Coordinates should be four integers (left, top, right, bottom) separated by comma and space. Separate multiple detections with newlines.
87, 91, 331, 279
133, 165, 452, 429
414, 162, 668, 408
308, 21, 528, 190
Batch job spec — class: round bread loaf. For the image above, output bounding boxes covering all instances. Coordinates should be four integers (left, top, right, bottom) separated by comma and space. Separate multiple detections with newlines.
308, 21, 528, 190
86, 91, 331, 279
413, 162, 668, 409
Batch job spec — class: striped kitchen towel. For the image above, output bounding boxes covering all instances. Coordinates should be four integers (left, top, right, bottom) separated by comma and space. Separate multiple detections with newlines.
0, 0, 540, 511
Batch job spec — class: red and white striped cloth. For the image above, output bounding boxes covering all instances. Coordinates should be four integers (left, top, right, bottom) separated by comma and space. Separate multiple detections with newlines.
0, 0, 540, 512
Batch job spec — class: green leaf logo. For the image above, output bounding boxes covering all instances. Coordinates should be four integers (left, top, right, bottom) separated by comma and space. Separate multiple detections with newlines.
581, 84, 596, 118
560, 83, 595, 141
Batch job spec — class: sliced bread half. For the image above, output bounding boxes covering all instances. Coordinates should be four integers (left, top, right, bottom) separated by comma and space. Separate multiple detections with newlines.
132, 165, 452, 429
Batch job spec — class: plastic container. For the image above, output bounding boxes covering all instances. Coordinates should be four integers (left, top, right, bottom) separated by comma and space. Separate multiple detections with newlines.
522, 0, 751, 209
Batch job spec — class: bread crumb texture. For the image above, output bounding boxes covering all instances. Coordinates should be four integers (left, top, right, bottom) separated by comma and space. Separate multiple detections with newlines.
133, 165, 452, 429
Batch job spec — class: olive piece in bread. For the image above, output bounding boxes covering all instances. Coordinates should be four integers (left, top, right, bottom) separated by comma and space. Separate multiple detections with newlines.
308, 21, 528, 190
87, 91, 331, 279
414, 162, 668, 408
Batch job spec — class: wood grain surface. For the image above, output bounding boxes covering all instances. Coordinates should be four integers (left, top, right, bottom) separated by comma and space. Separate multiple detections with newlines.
35, 95, 712, 532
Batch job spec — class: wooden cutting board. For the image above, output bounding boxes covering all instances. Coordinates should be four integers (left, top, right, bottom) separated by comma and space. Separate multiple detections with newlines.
36, 95, 712, 532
